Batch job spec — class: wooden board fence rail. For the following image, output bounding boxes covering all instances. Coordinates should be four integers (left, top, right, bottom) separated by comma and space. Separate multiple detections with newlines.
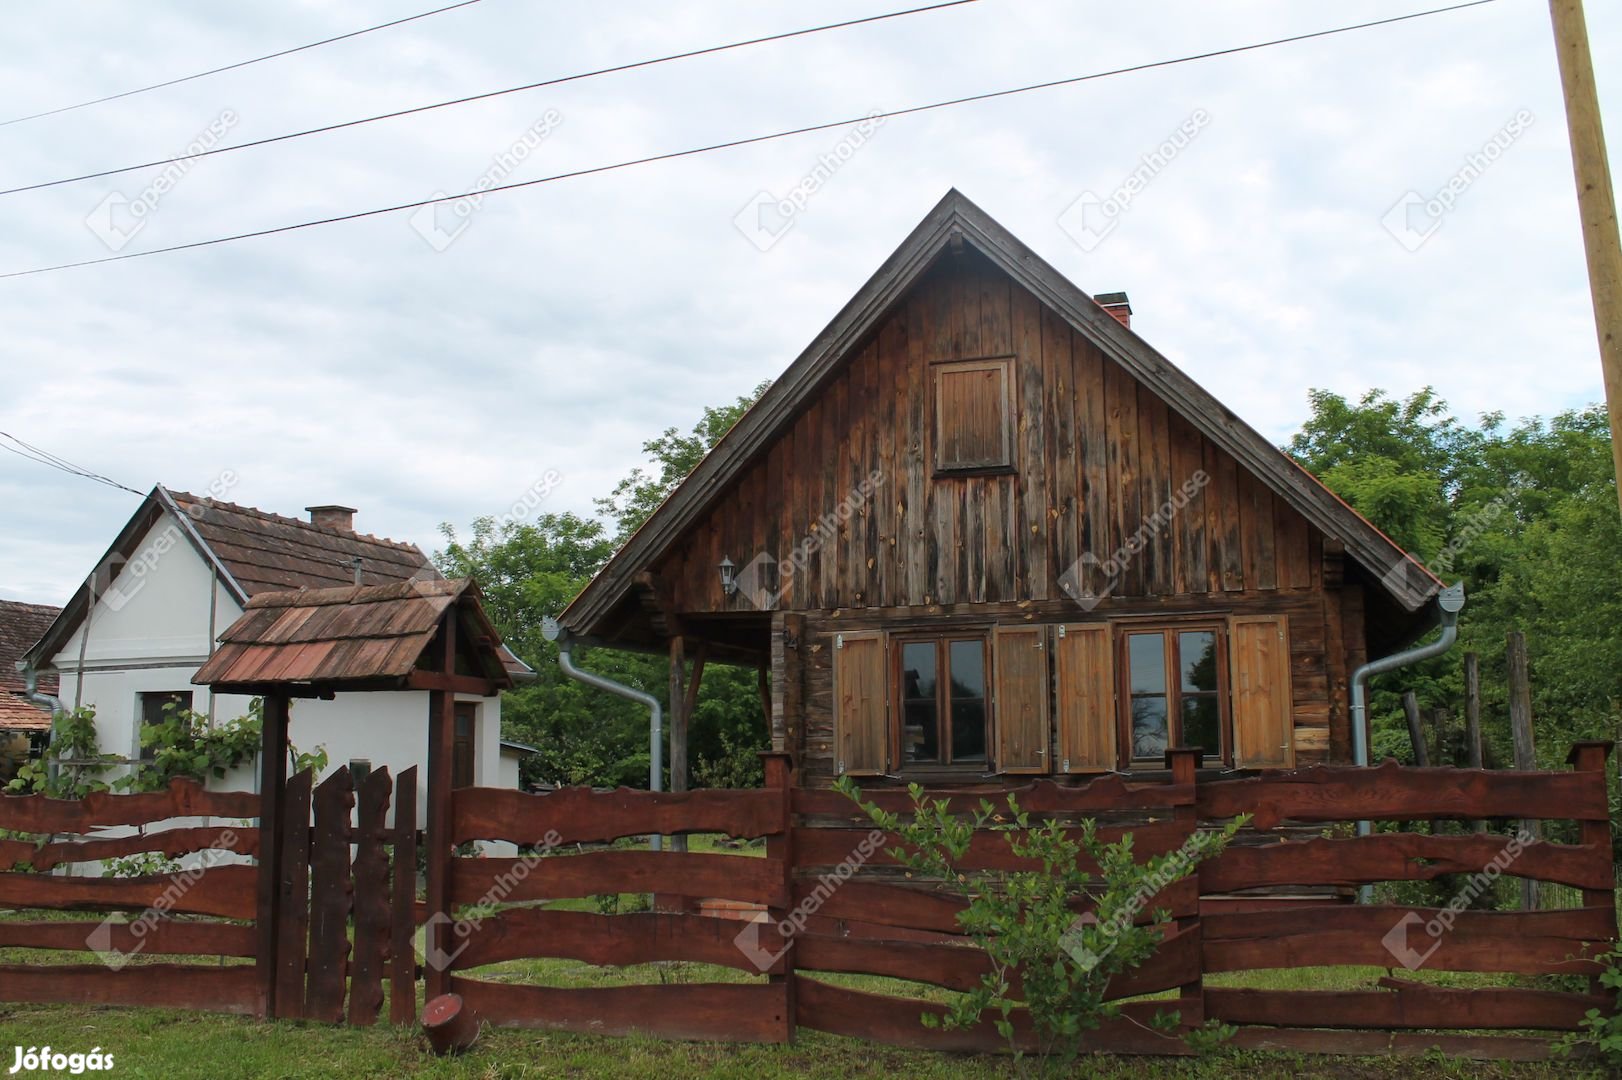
1201, 833, 1611, 892
0, 825, 259, 873
452, 785, 782, 846
0, 864, 257, 919
449, 850, 787, 908
0, 778, 259, 833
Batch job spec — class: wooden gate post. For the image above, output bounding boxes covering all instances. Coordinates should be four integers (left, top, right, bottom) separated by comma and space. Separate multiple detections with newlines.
1567, 740, 1615, 998
1508, 632, 1542, 910
1165, 747, 1203, 1026
254, 692, 291, 1020
761, 751, 797, 1043
424, 688, 455, 1001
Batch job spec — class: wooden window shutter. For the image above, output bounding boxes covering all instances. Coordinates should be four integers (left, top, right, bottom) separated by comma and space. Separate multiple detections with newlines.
934, 359, 1012, 471
993, 625, 1049, 773
1054, 623, 1116, 772
833, 631, 887, 775
1229, 615, 1294, 769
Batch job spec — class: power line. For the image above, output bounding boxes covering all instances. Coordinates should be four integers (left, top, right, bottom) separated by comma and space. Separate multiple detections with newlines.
1, 0, 1501, 281
0, 0, 490, 129
0, 432, 144, 495
0, 0, 986, 198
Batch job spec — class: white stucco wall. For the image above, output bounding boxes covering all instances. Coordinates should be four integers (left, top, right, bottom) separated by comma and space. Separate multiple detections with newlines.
45, 507, 514, 833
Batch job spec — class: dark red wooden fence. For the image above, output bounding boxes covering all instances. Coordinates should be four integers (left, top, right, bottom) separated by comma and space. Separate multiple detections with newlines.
0, 745, 1615, 1060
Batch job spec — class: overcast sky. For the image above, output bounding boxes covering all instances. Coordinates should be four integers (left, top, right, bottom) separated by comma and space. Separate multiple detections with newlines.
1, 0, 1617, 606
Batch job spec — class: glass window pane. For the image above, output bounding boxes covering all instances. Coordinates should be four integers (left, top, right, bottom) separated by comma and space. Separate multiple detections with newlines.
900, 642, 939, 762
1127, 633, 1167, 695
951, 699, 986, 761
1179, 631, 1218, 693
1131, 696, 1169, 759
948, 640, 985, 699
1181, 696, 1220, 757
947, 640, 986, 762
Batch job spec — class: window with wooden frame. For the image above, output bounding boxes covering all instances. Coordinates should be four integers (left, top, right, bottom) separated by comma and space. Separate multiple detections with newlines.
137, 691, 193, 761
1118, 625, 1226, 765
933, 356, 1013, 472
893, 634, 989, 767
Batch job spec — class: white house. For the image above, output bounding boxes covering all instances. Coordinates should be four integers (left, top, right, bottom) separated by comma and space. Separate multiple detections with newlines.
21, 485, 534, 815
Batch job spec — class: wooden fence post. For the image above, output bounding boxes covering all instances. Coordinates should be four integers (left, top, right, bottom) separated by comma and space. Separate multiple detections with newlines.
254, 692, 290, 1020
1508, 632, 1542, 910
1166, 747, 1203, 1026
761, 751, 797, 1044
424, 688, 455, 1001
1464, 654, 1486, 834
1566, 740, 1615, 998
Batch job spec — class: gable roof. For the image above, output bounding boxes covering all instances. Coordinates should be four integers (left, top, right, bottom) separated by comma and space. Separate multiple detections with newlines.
23, 488, 534, 682
193, 578, 513, 696
562, 189, 1441, 638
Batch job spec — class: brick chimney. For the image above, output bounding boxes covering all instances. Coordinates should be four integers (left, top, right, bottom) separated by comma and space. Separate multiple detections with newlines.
1095, 291, 1131, 329
306, 505, 357, 532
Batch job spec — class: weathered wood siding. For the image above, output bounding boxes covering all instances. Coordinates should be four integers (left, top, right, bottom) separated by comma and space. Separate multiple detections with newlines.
653, 248, 1323, 614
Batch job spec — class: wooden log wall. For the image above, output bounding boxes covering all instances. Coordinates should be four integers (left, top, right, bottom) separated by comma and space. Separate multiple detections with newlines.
653, 249, 1327, 616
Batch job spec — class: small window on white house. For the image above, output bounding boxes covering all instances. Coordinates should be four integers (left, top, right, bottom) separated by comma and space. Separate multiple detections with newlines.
138, 691, 193, 761
934, 357, 1013, 472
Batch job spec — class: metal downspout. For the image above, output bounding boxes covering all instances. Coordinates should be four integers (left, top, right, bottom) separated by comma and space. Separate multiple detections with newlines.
542, 617, 663, 852
19, 664, 66, 786
1349, 580, 1466, 900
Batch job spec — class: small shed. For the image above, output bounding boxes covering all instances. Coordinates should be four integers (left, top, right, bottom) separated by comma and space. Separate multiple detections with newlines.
194, 577, 516, 1015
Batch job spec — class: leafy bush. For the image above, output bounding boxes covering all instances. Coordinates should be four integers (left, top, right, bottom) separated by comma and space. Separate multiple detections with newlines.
4, 707, 116, 798
837, 778, 1242, 1073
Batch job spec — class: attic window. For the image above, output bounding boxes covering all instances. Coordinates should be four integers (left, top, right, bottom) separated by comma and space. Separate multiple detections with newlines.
934, 357, 1013, 472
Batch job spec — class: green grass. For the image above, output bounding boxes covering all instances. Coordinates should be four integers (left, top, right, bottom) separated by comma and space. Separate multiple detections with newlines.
0, 1001, 1602, 1080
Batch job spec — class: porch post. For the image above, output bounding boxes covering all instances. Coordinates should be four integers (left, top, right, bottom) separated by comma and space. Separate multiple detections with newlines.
254, 692, 290, 1019
424, 688, 455, 1000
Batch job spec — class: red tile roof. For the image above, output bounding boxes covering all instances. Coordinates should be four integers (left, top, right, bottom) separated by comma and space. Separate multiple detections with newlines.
0, 599, 59, 730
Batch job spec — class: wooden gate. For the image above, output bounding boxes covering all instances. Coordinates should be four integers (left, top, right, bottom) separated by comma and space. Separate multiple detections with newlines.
268, 765, 419, 1025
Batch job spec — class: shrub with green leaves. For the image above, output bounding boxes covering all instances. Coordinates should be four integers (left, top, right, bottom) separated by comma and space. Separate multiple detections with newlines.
836, 777, 1243, 1073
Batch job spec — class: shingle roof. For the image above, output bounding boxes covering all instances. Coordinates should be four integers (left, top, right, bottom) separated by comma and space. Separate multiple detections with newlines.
0, 600, 60, 696
0, 600, 59, 730
193, 578, 513, 692
166, 490, 437, 595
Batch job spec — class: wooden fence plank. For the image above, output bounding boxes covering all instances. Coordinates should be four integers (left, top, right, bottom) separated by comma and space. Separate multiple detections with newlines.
1204, 905, 1612, 975
348, 766, 393, 1027
0, 779, 260, 834
794, 920, 1198, 1000
0, 826, 259, 873
451, 908, 762, 972
794, 977, 1195, 1055
1206, 985, 1606, 1031
799, 875, 1199, 936
793, 775, 1193, 819
451, 976, 791, 1043
0, 864, 256, 919
795, 820, 1191, 873
450, 851, 786, 908
389, 767, 418, 1027
0, 919, 255, 957
0, 963, 258, 1013
303, 768, 354, 1022
1202, 834, 1612, 892
274, 769, 314, 1020
452, 786, 783, 846
1197, 760, 1608, 827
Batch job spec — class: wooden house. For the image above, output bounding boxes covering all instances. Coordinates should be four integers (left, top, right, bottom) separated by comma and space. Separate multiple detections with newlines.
559, 191, 1442, 788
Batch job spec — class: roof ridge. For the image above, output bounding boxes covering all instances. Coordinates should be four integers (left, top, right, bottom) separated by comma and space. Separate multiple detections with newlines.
168, 489, 426, 553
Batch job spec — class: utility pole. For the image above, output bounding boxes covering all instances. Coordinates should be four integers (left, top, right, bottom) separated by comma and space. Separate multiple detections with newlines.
1547, 0, 1622, 516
